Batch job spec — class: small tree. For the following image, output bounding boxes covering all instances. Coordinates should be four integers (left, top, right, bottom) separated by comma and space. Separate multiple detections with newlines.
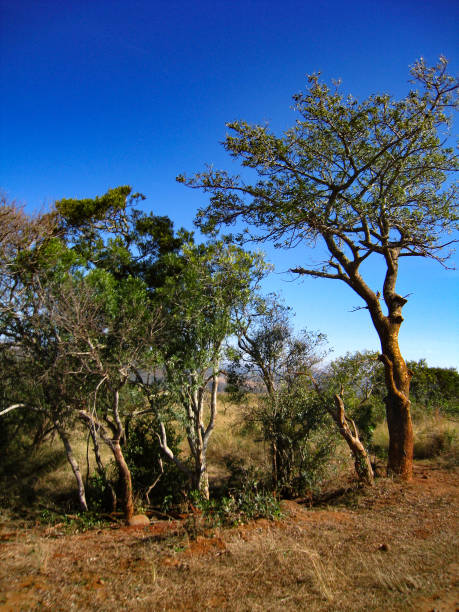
0, 198, 91, 511
53, 187, 185, 518
229, 296, 374, 487
325, 351, 386, 447
180, 58, 459, 480
56, 273, 161, 521
139, 241, 266, 498
227, 295, 331, 491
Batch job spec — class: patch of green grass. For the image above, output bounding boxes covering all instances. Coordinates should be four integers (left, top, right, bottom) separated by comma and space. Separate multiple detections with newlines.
39, 508, 113, 532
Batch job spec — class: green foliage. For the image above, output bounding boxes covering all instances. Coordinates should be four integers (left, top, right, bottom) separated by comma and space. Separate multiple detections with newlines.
325, 351, 386, 447
86, 468, 116, 512
123, 417, 189, 505
185, 58, 458, 265
189, 475, 282, 527
144, 239, 267, 494
260, 382, 337, 496
229, 294, 328, 396
157, 241, 267, 364
224, 368, 250, 406
56, 186, 191, 293
408, 360, 459, 416
56, 185, 132, 227
39, 508, 112, 531
227, 293, 333, 495
350, 402, 381, 448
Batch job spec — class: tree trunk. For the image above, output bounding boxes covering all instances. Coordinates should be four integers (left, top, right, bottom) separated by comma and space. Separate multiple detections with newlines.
379, 350, 413, 480
88, 425, 117, 512
112, 440, 134, 522
192, 451, 210, 499
329, 394, 374, 486
191, 386, 211, 500
197, 468, 210, 499
271, 440, 279, 490
55, 421, 88, 512
364, 274, 414, 481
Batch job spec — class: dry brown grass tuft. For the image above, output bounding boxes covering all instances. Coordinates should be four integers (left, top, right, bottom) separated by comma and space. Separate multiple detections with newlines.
413, 416, 458, 462
372, 412, 459, 464
206, 398, 270, 483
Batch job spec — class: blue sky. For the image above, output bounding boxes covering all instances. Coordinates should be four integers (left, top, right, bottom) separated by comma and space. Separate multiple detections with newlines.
1, 0, 458, 368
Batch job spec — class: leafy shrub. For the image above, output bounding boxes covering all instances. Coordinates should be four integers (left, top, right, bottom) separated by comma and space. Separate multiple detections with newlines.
86, 466, 117, 512
39, 508, 111, 531
408, 360, 459, 416
123, 416, 188, 506
189, 473, 282, 528
252, 383, 337, 497
351, 400, 385, 448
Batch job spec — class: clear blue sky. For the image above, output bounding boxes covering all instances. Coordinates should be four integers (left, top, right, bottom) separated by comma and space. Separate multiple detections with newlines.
1, 0, 458, 368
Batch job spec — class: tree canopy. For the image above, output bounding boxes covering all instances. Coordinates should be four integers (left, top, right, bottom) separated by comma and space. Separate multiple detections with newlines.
179, 57, 459, 480
182, 58, 458, 279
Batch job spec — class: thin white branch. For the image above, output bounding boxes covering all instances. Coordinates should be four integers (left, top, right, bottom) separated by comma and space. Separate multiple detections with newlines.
0, 403, 25, 417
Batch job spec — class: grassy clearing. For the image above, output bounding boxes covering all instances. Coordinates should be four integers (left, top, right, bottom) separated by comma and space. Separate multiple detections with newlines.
0, 464, 457, 611
206, 399, 269, 483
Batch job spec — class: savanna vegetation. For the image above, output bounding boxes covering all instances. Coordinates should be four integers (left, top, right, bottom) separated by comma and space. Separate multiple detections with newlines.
0, 58, 458, 610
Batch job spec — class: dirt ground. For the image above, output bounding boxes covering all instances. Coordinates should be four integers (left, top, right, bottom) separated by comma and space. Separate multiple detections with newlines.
0, 463, 458, 611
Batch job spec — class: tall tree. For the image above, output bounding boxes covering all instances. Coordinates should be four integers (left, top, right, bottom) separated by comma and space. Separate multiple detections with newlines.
179, 58, 459, 480
54, 188, 167, 520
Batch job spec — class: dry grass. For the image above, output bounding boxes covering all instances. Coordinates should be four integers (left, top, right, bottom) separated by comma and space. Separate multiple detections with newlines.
413, 415, 458, 463
1, 464, 458, 611
1, 397, 458, 610
206, 399, 269, 482
372, 412, 459, 465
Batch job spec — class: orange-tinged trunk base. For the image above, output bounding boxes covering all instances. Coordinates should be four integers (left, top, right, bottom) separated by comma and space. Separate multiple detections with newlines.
386, 394, 413, 481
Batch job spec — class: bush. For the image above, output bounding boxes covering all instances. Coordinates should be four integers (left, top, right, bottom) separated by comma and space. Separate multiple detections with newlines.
189, 470, 282, 528
251, 382, 337, 497
351, 400, 385, 449
86, 465, 117, 512
123, 416, 189, 506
